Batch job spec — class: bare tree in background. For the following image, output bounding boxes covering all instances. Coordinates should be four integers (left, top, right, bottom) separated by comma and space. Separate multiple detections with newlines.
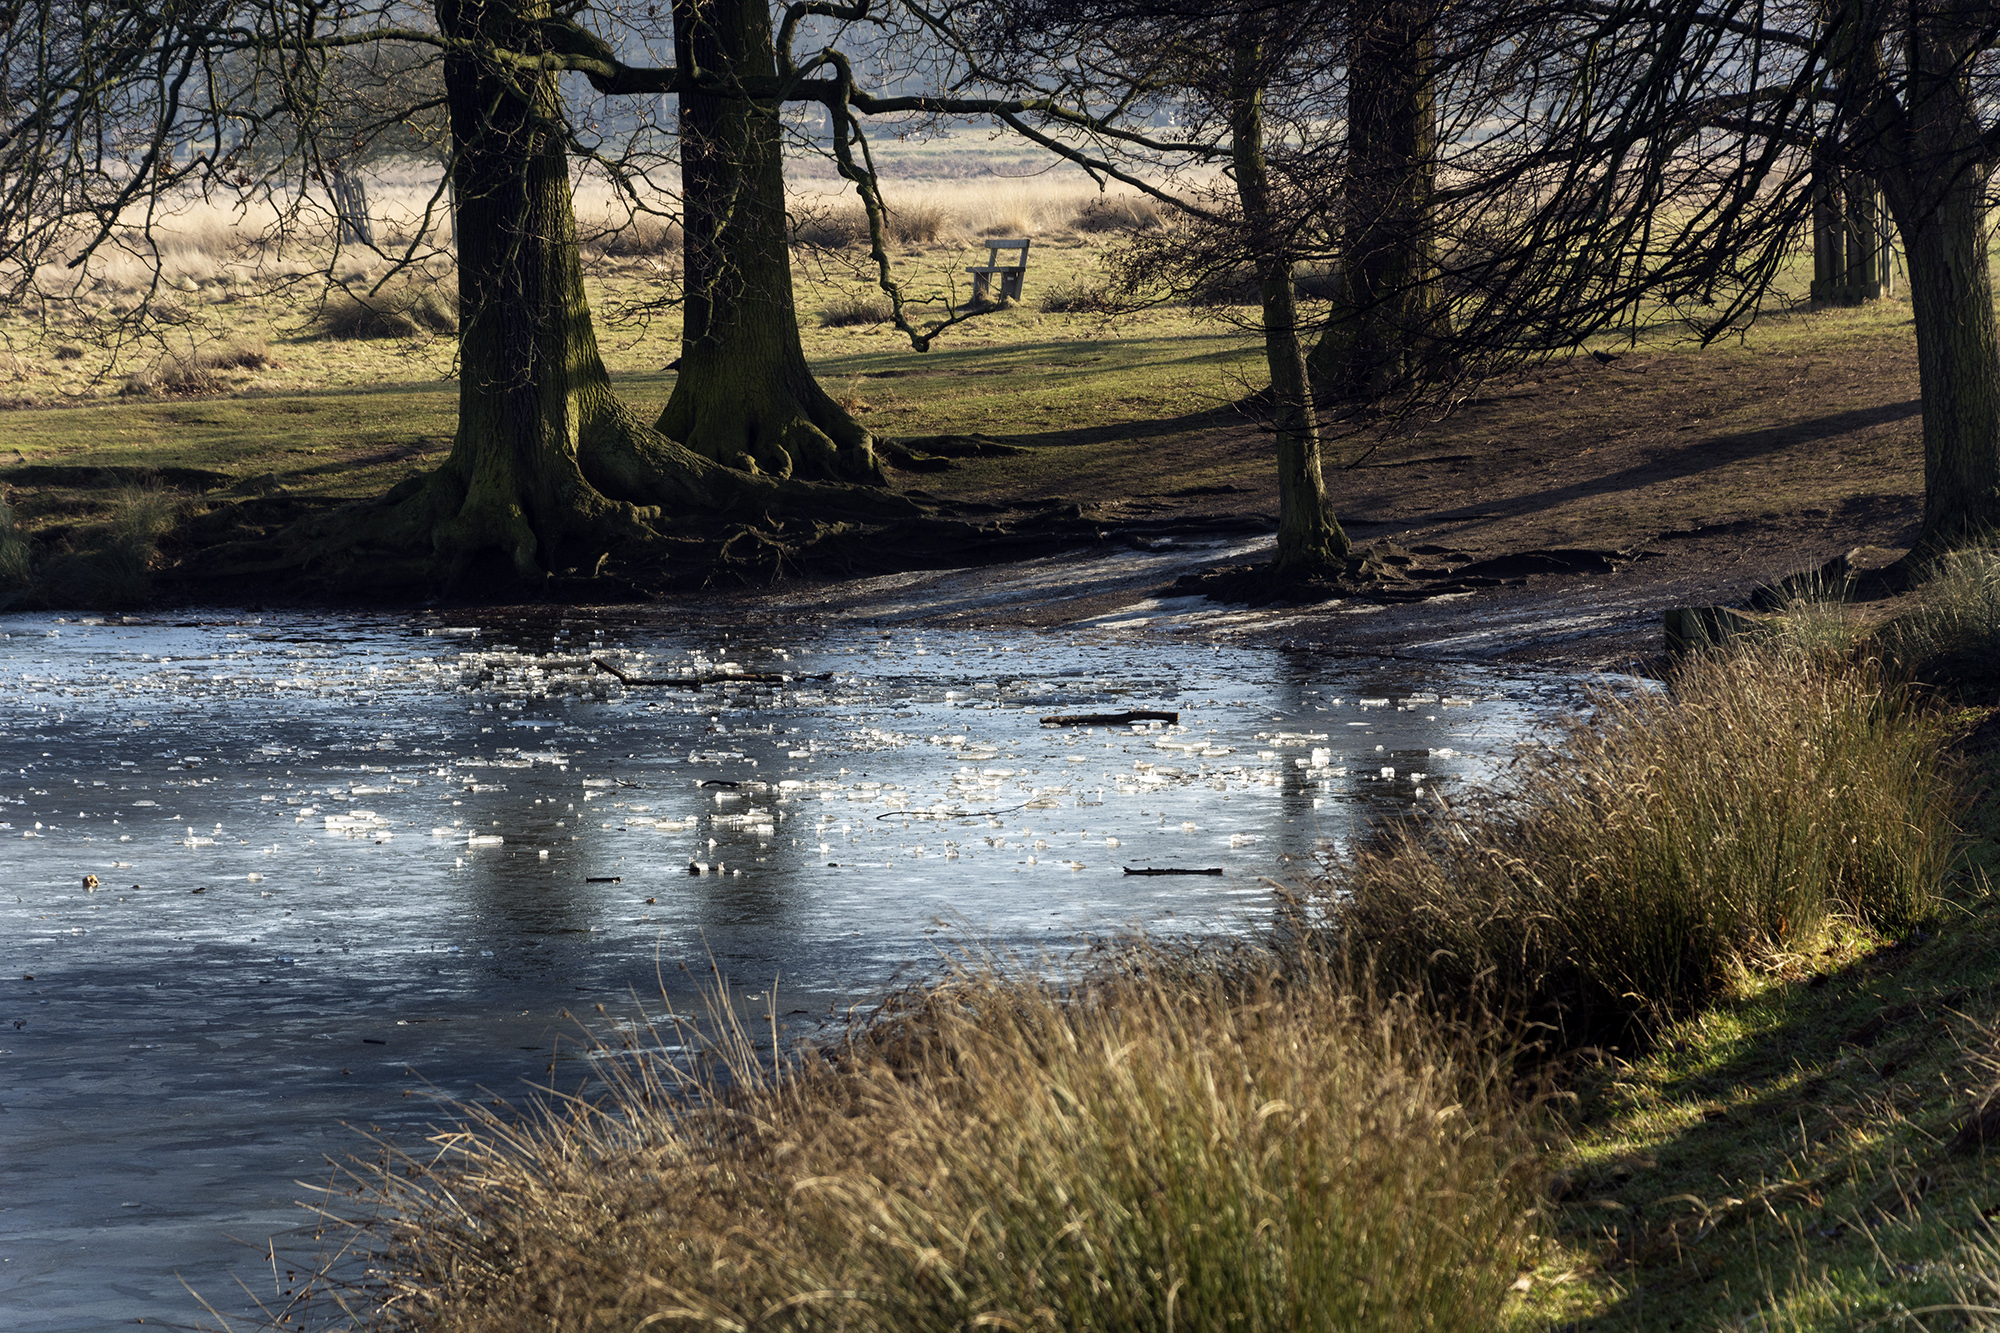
1421, 0, 2000, 560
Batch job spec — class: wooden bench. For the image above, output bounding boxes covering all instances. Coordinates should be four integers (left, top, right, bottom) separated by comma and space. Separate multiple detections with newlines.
967, 238, 1031, 302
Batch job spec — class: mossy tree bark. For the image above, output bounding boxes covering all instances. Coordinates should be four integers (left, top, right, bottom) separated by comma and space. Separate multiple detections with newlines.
295, 0, 912, 591
1855, 0, 2000, 555
1228, 34, 1350, 576
1882, 160, 2000, 553
655, 0, 883, 484
1309, 0, 1440, 400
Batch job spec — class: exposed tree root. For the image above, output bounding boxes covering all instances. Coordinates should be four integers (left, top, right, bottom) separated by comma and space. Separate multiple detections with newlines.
164, 441, 1118, 604
656, 366, 887, 484
261, 403, 941, 598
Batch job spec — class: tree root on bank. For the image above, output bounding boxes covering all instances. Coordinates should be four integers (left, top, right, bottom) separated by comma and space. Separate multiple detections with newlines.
876, 434, 1034, 472
158, 459, 1111, 603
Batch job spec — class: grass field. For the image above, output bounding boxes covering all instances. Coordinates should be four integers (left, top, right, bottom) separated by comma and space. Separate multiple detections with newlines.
0, 162, 1929, 591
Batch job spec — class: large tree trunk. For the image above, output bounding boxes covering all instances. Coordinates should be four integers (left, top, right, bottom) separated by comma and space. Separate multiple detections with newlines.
1230, 37, 1350, 576
291, 0, 913, 592
1309, 0, 1441, 400
1885, 167, 2000, 551
657, 0, 883, 484
1870, 1, 2000, 555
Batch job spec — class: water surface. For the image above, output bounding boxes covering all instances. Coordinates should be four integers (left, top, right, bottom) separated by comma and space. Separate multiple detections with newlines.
0, 608, 1581, 1331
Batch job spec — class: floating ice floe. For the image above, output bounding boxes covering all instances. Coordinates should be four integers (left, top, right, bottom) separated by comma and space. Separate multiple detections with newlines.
324, 811, 388, 837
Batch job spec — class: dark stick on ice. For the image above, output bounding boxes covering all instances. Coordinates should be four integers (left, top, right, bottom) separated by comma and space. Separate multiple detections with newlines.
592, 657, 831, 688
1121, 866, 1225, 876
1040, 710, 1181, 727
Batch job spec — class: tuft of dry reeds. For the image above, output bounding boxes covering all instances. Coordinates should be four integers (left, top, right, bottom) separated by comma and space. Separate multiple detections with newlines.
818, 294, 894, 327
1070, 194, 1166, 233
1041, 281, 1120, 313
151, 340, 274, 394
793, 196, 956, 250
581, 212, 682, 259
1321, 645, 1959, 1047
314, 276, 457, 339
785, 180, 1180, 245
324, 950, 1542, 1333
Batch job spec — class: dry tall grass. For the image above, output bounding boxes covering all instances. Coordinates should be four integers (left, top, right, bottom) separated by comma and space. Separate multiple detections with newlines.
126, 340, 275, 395
789, 178, 1175, 246
327, 952, 1542, 1333
1889, 542, 2000, 684
315, 277, 458, 340
1322, 645, 1960, 1047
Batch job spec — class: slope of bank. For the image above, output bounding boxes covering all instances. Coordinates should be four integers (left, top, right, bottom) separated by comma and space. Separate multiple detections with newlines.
0, 300, 1927, 669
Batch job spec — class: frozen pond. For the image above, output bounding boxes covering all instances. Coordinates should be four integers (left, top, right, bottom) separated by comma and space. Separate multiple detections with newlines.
0, 608, 1584, 1331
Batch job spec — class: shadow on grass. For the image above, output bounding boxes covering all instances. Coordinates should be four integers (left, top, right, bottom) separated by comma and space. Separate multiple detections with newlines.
1537, 892, 2000, 1330
1413, 399, 1924, 532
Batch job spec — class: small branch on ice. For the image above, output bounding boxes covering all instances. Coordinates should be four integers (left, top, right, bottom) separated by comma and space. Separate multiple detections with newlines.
1040, 710, 1180, 727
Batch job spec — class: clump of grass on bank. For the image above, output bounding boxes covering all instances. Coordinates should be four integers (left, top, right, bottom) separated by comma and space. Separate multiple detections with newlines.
1889, 542, 2000, 686
334, 954, 1542, 1333
30, 481, 181, 608
0, 490, 29, 592
1323, 645, 1960, 1047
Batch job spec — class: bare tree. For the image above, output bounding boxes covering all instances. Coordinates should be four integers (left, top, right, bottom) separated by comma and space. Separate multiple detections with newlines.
925, 0, 1356, 580
1417, 0, 2000, 558
0, 0, 1156, 591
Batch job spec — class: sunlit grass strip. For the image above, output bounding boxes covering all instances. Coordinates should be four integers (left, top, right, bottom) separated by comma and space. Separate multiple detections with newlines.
331, 954, 1542, 1333
1326, 645, 1961, 1046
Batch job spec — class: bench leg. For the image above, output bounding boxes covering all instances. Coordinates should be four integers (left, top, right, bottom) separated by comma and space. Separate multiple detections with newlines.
1001, 270, 1024, 301
970, 271, 991, 303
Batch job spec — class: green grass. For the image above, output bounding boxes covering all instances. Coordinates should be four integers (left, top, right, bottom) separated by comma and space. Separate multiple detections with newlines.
0, 244, 1271, 565
1513, 869, 2000, 1330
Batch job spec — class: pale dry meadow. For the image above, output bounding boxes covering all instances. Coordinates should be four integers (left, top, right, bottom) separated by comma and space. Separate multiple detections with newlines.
0, 146, 1187, 413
